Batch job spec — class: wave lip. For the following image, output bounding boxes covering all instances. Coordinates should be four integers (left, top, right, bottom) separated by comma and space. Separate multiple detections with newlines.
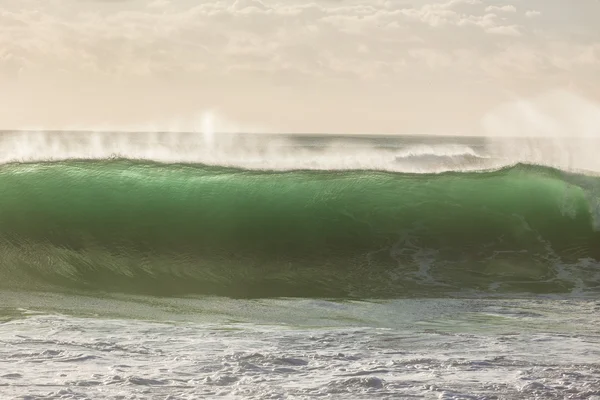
0, 159, 599, 298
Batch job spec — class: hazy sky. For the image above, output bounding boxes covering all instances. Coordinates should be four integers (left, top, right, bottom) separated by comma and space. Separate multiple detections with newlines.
1, 0, 599, 134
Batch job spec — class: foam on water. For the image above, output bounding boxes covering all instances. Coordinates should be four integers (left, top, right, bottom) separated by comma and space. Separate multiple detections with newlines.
0, 130, 497, 173
1, 91, 599, 175
1, 296, 599, 399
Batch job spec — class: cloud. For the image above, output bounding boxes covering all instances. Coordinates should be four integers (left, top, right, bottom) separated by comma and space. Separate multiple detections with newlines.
0, 0, 595, 83
230, 0, 270, 13
148, 0, 170, 8
0, 0, 598, 132
485, 5, 517, 13
486, 25, 521, 37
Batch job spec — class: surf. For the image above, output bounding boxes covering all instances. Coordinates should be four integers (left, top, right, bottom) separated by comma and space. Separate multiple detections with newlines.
0, 158, 598, 298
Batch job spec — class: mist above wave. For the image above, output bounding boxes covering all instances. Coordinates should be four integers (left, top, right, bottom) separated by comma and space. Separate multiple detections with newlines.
0, 130, 497, 173
1, 90, 598, 174
483, 90, 600, 174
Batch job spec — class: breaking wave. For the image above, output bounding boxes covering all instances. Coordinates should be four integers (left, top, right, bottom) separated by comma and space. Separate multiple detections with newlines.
1, 158, 599, 298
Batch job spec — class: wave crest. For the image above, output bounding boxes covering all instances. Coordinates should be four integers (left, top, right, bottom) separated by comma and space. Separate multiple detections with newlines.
1, 159, 599, 298
3, 131, 599, 174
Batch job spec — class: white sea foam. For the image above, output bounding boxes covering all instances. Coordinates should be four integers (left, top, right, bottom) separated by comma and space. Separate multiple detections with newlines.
0, 129, 494, 173
0, 90, 599, 174
0, 295, 599, 399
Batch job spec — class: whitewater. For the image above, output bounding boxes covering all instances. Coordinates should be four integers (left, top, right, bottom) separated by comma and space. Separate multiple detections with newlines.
1, 126, 600, 398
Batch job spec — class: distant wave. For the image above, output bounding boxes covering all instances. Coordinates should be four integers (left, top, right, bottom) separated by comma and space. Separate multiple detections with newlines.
1, 159, 599, 298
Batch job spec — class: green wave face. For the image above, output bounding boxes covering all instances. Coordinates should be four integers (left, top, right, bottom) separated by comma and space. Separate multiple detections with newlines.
1, 160, 599, 298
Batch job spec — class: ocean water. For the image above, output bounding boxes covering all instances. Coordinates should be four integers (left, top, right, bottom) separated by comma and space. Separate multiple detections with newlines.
1, 131, 600, 399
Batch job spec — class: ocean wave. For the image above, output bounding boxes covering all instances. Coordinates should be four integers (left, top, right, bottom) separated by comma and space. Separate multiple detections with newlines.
1, 159, 599, 298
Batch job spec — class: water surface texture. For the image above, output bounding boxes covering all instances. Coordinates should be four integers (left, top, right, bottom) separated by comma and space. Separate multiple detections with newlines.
1, 132, 599, 399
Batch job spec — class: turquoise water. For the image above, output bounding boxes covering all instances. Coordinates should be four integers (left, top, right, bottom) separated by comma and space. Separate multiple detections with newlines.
0, 160, 599, 298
